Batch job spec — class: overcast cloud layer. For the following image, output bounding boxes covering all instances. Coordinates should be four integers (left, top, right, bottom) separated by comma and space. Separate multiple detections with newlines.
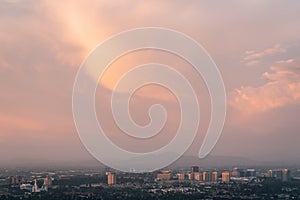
0, 0, 300, 166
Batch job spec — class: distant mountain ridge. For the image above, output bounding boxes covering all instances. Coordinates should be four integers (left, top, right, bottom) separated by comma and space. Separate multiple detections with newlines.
2, 155, 300, 169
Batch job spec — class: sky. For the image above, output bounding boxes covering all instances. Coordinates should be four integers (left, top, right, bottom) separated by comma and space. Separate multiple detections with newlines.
0, 0, 300, 167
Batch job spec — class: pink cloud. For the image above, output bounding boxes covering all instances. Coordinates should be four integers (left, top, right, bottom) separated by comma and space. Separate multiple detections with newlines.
245, 60, 260, 66
230, 58, 300, 115
242, 44, 287, 66
0, 113, 44, 131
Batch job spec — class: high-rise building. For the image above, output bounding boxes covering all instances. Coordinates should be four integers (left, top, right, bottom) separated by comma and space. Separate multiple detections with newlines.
187, 172, 193, 180
191, 166, 199, 173
156, 170, 171, 181
282, 169, 291, 182
202, 171, 218, 182
177, 173, 185, 180
202, 171, 208, 181
106, 172, 116, 185
10, 176, 20, 185
231, 168, 241, 177
203, 171, 213, 182
245, 169, 256, 177
32, 179, 39, 193
194, 172, 203, 181
222, 172, 230, 182
43, 177, 52, 186
212, 171, 218, 182
268, 169, 290, 182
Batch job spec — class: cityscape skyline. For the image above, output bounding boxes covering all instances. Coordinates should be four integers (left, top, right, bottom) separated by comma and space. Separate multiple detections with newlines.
1, 164, 299, 199
1, 0, 300, 169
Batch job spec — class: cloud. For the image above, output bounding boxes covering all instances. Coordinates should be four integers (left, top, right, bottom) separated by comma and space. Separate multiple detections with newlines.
1, 0, 300, 164
230, 58, 300, 115
245, 60, 260, 66
0, 113, 44, 131
242, 44, 287, 66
